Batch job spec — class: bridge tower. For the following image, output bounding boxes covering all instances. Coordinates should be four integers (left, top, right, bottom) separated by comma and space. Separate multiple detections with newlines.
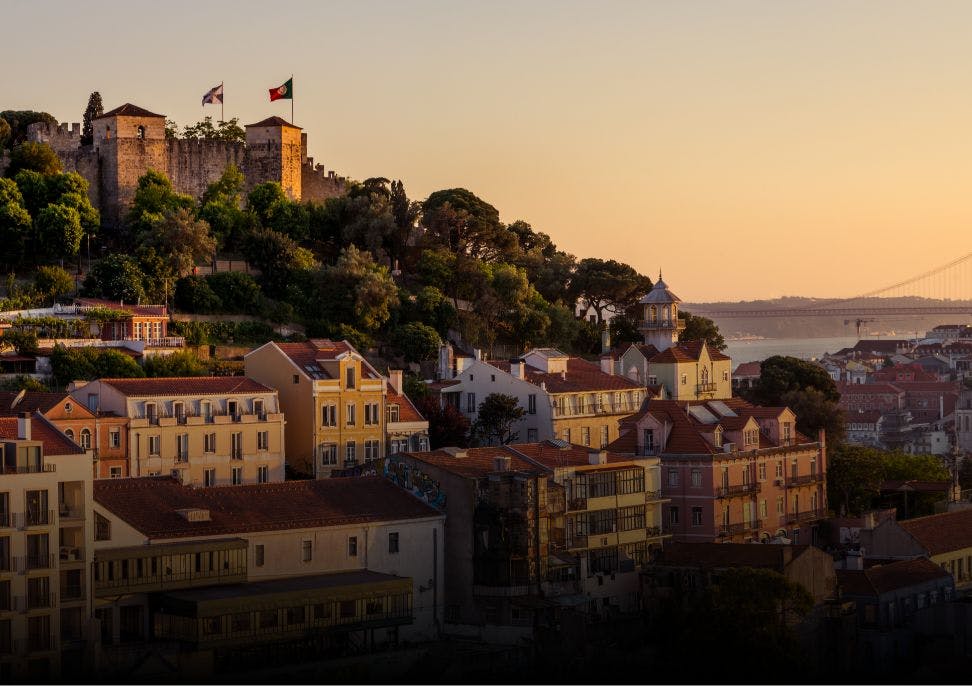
637, 272, 686, 353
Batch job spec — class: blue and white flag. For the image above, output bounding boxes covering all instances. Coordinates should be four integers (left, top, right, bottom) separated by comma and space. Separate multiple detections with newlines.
202, 84, 223, 106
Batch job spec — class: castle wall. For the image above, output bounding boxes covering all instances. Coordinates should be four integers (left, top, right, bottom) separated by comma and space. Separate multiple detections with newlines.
244, 125, 302, 200
166, 138, 245, 200
301, 163, 347, 203
27, 121, 83, 154
97, 137, 168, 228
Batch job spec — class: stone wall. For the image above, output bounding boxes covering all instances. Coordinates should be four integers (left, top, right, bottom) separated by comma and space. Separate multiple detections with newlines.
166, 138, 245, 200
301, 162, 348, 203
26, 121, 83, 154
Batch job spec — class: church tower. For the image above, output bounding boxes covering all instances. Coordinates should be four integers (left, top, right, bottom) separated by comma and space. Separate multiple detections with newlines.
244, 116, 303, 200
637, 272, 686, 353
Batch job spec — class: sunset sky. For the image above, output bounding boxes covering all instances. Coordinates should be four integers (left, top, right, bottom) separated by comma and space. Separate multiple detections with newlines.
5, 1, 972, 302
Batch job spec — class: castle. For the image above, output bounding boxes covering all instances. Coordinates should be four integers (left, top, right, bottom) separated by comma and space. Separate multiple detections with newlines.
19, 103, 347, 227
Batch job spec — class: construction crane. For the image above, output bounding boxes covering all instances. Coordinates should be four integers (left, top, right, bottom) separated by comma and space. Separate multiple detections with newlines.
844, 318, 877, 338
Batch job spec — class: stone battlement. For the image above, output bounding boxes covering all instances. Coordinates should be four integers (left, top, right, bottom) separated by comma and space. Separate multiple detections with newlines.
27, 121, 82, 154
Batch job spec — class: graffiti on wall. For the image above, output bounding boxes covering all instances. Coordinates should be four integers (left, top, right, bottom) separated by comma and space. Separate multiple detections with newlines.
383, 455, 446, 510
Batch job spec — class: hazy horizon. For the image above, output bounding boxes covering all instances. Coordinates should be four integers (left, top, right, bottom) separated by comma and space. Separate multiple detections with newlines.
5, 0, 972, 302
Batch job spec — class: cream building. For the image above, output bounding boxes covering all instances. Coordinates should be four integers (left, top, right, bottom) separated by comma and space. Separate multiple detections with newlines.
245, 340, 399, 478
0, 413, 95, 681
69, 377, 285, 486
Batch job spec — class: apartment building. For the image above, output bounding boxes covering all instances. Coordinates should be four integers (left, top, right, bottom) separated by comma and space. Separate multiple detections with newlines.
609, 397, 827, 545
0, 391, 129, 479
90, 476, 444, 679
0, 414, 94, 682
69, 377, 285, 485
436, 347, 646, 447
388, 441, 666, 636
385, 370, 430, 455
245, 340, 394, 478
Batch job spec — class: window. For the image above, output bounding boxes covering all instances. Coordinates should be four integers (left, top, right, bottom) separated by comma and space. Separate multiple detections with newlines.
776, 496, 784, 514
64, 429, 74, 442
109, 429, 121, 449
775, 461, 783, 478
364, 439, 380, 461
173, 402, 185, 422
600, 426, 609, 448
254, 399, 265, 418
681, 373, 687, 386
669, 507, 679, 525
346, 366, 356, 389
200, 401, 212, 422
562, 428, 571, 443
346, 403, 356, 426
758, 462, 766, 480
668, 469, 679, 487
228, 400, 239, 419
527, 428, 538, 442
302, 540, 312, 562
148, 435, 160, 456
254, 544, 265, 567
387, 405, 400, 423
79, 429, 91, 449
204, 468, 216, 487
692, 507, 703, 526
466, 393, 477, 413
528, 394, 537, 415
759, 499, 768, 518
348, 536, 358, 557
319, 444, 337, 466
365, 403, 380, 425
95, 512, 111, 541
321, 404, 336, 427
293, 374, 299, 385
257, 431, 269, 451
176, 433, 189, 461
204, 432, 216, 453
618, 505, 646, 531
231, 467, 242, 485
259, 611, 278, 629
287, 606, 305, 625
232, 432, 243, 460
643, 429, 655, 454
257, 465, 269, 483
389, 532, 399, 554
582, 427, 591, 446
109, 466, 122, 478
314, 603, 331, 621
691, 469, 702, 487
136, 125, 146, 139
345, 441, 356, 465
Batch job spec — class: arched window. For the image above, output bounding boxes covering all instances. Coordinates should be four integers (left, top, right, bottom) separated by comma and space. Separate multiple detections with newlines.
64, 429, 74, 442
701, 367, 709, 385
649, 305, 657, 322
136, 125, 146, 139
80, 429, 92, 449
105, 125, 111, 140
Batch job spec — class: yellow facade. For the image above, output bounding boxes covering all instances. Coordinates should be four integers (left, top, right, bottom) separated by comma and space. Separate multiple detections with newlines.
651, 346, 733, 401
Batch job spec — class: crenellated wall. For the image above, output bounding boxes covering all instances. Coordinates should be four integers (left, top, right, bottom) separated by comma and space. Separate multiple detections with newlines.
166, 138, 246, 200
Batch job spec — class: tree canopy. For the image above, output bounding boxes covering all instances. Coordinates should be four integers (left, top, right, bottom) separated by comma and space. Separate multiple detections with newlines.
471, 394, 526, 446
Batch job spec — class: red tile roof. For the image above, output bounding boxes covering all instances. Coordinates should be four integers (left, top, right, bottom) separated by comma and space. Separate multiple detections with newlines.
245, 116, 301, 129
386, 383, 426, 423
95, 103, 165, 119
487, 357, 641, 393
0, 391, 69, 416
0, 415, 85, 455
404, 447, 542, 478
508, 442, 641, 468
733, 362, 762, 377
837, 383, 904, 395
899, 508, 972, 556
658, 542, 814, 571
75, 297, 167, 317
847, 410, 883, 424
93, 476, 440, 539
100, 376, 272, 397
268, 340, 381, 380
649, 341, 730, 364
836, 558, 952, 596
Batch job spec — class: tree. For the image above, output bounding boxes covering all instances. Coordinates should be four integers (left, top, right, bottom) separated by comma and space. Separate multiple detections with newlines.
174, 275, 223, 313
181, 117, 246, 144
50, 345, 144, 388
80, 92, 103, 146
0, 111, 57, 149
395, 322, 441, 363
418, 397, 470, 449
247, 182, 288, 224
0, 118, 10, 149
310, 246, 399, 333
1, 328, 39, 356
421, 189, 518, 261
5, 142, 61, 177
35, 203, 83, 259
781, 388, 846, 444
679, 312, 727, 351
199, 165, 251, 250
126, 170, 194, 239
0, 178, 31, 269
747, 355, 840, 406
240, 226, 317, 298
140, 207, 215, 277
570, 257, 652, 326
0, 375, 47, 392
34, 266, 75, 301
471, 394, 526, 446
143, 350, 208, 377
205, 272, 262, 314
82, 253, 147, 303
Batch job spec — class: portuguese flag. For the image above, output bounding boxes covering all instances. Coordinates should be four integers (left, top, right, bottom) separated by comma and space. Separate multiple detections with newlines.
269, 78, 293, 101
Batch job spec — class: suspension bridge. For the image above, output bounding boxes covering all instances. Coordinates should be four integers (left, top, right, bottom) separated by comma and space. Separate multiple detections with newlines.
687, 252, 972, 320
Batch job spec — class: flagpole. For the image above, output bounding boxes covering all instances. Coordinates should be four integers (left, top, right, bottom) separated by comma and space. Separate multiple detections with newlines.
291, 74, 294, 123
221, 82, 224, 122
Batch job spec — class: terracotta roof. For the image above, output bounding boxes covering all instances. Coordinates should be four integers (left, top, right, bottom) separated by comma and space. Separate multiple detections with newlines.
509, 442, 643, 468
733, 362, 762, 377
93, 476, 440, 539
265, 340, 381, 380
100, 376, 272, 397
837, 558, 952, 597
0, 391, 68, 415
95, 103, 165, 119
0, 415, 85, 455
899, 508, 972, 556
837, 383, 904, 395
649, 341, 730, 364
404, 447, 542, 478
847, 410, 883, 424
75, 297, 167, 317
853, 340, 908, 354
386, 382, 426, 423
245, 116, 301, 129
613, 342, 659, 360
657, 542, 812, 571
893, 381, 960, 393
487, 357, 641, 394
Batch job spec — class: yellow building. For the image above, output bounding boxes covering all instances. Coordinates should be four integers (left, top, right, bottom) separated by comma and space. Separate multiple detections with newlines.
648, 341, 733, 401
0, 413, 95, 681
69, 377, 285, 486
244, 340, 388, 478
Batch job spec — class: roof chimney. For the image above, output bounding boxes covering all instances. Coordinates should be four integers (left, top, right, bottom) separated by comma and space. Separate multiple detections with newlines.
17, 412, 31, 441
600, 353, 614, 376
389, 369, 404, 395
588, 450, 608, 465
601, 328, 611, 354
510, 359, 524, 379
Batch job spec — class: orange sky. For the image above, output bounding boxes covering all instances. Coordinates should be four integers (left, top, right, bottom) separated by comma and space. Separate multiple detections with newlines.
5, 1, 972, 301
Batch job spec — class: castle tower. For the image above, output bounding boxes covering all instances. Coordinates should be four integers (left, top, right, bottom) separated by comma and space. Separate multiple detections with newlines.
244, 116, 302, 200
91, 103, 167, 228
637, 271, 686, 352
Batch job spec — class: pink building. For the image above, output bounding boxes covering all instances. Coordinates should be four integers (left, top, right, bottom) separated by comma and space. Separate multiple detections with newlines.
609, 398, 826, 545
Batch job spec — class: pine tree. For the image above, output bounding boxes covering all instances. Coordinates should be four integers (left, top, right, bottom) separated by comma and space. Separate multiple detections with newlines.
80, 92, 103, 146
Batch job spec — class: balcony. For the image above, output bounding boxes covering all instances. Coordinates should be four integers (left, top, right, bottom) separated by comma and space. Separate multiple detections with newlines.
26, 590, 56, 610
786, 474, 824, 488
638, 319, 686, 331
716, 483, 760, 498
646, 526, 666, 538
14, 509, 55, 528
61, 582, 85, 601
567, 497, 588, 512
16, 554, 55, 571
696, 382, 718, 394
58, 503, 84, 521
567, 534, 589, 550
0, 511, 9, 528
231, 449, 243, 461
796, 509, 823, 523
718, 520, 761, 537
1, 462, 55, 475
124, 336, 186, 348
640, 446, 660, 456
59, 545, 85, 563
645, 489, 667, 502
19, 634, 56, 653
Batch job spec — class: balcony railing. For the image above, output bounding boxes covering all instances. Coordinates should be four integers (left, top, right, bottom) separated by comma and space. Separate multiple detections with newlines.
61, 583, 85, 601
638, 319, 686, 331
27, 591, 55, 610
645, 489, 666, 502
231, 449, 243, 461
716, 483, 760, 498
58, 503, 84, 521
696, 382, 718, 394
640, 446, 660, 456
16, 554, 55, 571
1, 463, 55, 475
0, 511, 9, 528
786, 474, 824, 488
553, 403, 637, 418
718, 520, 761, 537
567, 497, 588, 511
796, 509, 823, 523
646, 526, 664, 537
19, 634, 56, 652
123, 336, 186, 348
14, 509, 55, 528
567, 534, 588, 549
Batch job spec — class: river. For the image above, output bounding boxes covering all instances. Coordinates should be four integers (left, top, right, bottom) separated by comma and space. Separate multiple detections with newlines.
724, 336, 863, 365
